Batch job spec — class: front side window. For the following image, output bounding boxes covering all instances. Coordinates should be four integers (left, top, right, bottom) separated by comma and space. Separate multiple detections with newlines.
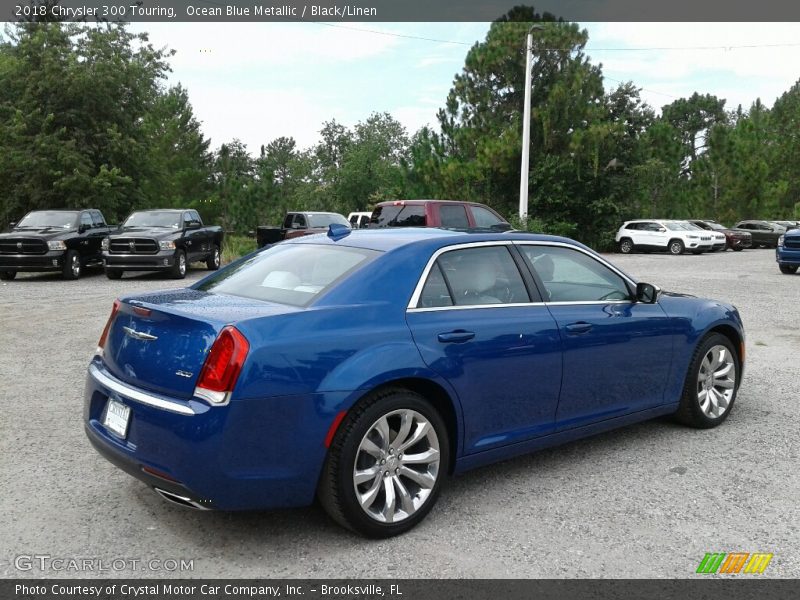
80, 213, 93, 228
91, 212, 106, 227
644, 223, 663, 231
417, 246, 529, 307
195, 243, 380, 306
520, 246, 631, 303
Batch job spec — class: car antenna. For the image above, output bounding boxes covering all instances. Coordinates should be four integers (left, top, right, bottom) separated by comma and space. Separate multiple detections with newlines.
327, 223, 351, 241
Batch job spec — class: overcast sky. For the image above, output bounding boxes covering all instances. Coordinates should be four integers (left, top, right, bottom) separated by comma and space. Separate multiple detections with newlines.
129, 22, 800, 153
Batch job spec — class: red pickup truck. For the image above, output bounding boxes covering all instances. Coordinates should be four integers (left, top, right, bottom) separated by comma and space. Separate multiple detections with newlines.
368, 199, 510, 231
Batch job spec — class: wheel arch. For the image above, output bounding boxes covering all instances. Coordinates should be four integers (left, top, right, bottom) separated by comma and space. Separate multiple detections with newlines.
335, 377, 461, 474
706, 324, 744, 372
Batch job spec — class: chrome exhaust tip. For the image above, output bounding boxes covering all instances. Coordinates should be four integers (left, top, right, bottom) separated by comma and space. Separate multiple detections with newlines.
153, 487, 210, 510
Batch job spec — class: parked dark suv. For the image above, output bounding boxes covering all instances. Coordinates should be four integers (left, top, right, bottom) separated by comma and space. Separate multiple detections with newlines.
732, 220, 784, 248
688, 220, 752, 251
368, 200, 510, 231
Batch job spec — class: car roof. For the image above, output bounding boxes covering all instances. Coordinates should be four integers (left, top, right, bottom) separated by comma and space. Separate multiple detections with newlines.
375, 199, 491, 207
283, 227, 587, 253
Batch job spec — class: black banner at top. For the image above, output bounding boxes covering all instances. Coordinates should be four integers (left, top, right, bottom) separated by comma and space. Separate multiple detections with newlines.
4, 0, 800, 22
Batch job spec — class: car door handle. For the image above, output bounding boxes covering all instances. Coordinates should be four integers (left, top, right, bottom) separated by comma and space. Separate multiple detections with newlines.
437, 330, 475, 343
565, 322, 593, 334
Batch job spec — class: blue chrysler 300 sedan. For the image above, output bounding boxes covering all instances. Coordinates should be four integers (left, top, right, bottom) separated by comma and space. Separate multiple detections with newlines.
84, 228, 745, 537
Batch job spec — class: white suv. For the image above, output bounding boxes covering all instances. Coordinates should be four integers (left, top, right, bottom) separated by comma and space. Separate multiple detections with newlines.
616, 220, 714, 255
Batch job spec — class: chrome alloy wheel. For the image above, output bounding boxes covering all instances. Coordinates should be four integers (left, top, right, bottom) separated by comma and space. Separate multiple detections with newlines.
697, 345, 736, 418
353, 409, 441, 524
178, 253, 187, 276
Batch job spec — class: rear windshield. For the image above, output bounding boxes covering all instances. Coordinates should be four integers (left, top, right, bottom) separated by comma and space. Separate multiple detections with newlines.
17, 211, 78, 229
370, 205, 426, 227
195, 243, 380, 306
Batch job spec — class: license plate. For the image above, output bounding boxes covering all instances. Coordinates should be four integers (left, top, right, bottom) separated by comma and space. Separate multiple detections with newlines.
103, 399, 131, 438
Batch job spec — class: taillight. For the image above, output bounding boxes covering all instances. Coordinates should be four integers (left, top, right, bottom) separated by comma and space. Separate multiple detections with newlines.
96, 299, 121, 354
194, 326, 249, 405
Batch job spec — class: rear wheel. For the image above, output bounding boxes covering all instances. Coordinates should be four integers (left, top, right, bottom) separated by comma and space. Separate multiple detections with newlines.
779, 265, 798, 274
206, 244, 221, 270
0, 270, 16, 281
105, 268, 123, 280
171, 250, 187, 279
674, 333, 740, 428
618, 238, 634, 254
62, 250, 81, 280
318, 388, 450, 538
668, 240, 685, 255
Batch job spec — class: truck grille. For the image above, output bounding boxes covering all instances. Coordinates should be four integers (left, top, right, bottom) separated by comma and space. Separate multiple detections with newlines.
785, 237, 800, 249
0, 238, 48, 255
109, 238, 159, 254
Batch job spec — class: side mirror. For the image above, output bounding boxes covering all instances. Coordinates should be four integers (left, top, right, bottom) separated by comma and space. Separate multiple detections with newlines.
658, 227, 667, 232
79, 224, 90, 233
9, 221, 17, 229
636, 282, 660, 304
186, 221, 201, 230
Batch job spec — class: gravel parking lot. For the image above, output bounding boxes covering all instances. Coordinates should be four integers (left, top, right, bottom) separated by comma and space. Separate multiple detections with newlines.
1, 249, 798, 579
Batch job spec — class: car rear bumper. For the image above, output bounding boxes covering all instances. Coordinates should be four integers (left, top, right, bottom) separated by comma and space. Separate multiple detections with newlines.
776, 246, 800, 266
83, 358, 336, 511
728, 236, 752, 249
0, 251, 65, 271
102, 250, 176, 271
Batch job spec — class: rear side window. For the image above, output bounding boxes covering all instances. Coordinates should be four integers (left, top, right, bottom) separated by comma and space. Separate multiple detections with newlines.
439, 205, 469, 228
195, 244, 380, 306
370, 205, 426, 227
471, 206, 505, 228
624, 223, 641, 230
417, 246, 529, 308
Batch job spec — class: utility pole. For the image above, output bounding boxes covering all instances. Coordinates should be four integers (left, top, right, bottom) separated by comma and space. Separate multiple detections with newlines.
519, 24, 544, 222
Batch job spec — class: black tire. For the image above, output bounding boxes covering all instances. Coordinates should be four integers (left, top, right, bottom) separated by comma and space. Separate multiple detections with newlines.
0, 270, 16, 281
105, 268, 123, 280
170, 250, 187, 279
618, 238, 634, 254
62, 250, 82, 280
779, 265, 798, 274
674, 333, 740, 429
668, 239, 685, 255
206, 244, 221, 270
732, 246, 743, 252
318, 387, 450, 538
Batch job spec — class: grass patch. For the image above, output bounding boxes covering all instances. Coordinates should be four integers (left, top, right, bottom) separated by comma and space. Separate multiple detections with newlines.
222, 234, 257, 265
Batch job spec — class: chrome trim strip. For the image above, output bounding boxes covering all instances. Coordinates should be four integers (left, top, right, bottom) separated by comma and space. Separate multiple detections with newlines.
408, 302, 547, 314
406, 239, 639, 312
88, 363, 196, 416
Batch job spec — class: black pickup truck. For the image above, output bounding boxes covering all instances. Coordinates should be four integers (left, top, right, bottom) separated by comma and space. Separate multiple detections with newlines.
0, 209, 112, 280
102, 209, 223, 279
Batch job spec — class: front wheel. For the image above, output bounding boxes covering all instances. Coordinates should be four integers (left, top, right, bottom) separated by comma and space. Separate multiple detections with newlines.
170, 250, 187, 279
206, 244, 221, 270
668, 240, 685, 255
779, 265, 798, 274
732, 246, 743, 252
674, 333, 740, 428
318, 388, 450, 538
0, 270, 16, 281
62, 250, 82, 280
105, 268, 123, 280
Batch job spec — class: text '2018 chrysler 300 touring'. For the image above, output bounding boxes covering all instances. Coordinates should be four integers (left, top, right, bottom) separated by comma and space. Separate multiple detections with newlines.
84, 227, 745, 537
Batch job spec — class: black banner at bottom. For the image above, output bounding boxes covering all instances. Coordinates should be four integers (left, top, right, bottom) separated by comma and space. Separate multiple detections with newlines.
3, 579, 799, 600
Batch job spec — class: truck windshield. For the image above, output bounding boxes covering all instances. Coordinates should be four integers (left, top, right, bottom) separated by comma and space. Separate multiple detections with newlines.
123, 212, 181, 228
17, 211, 78, 229
307, 213, 350, 228
195, 243, 380, 306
